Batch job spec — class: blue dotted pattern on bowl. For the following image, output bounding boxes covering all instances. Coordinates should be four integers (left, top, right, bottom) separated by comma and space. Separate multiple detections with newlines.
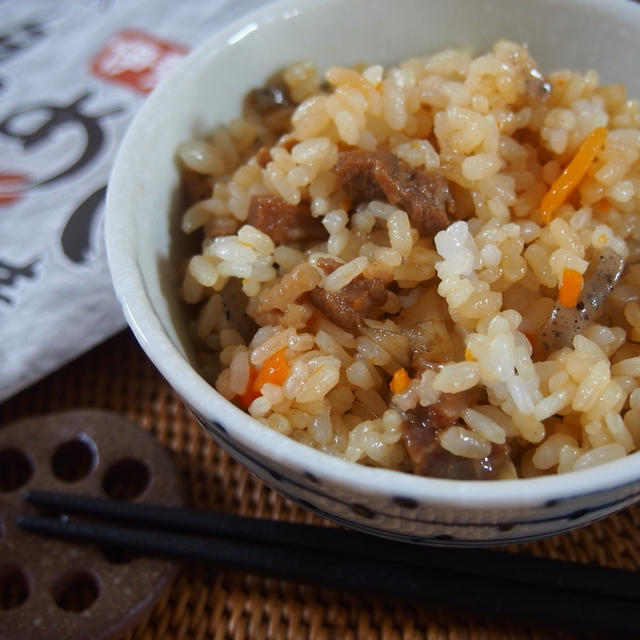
191, 410, 640, 546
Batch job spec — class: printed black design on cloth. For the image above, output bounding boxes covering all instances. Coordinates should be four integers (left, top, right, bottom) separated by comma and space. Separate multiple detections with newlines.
0, 257, 41, 305
0, 92, 124, 188
0, 22, 46, 64
0, 91, 126, 286
61, 185, 107, 264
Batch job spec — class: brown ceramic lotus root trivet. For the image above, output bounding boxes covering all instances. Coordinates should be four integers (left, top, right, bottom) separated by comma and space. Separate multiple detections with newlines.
0, 409, 187, 640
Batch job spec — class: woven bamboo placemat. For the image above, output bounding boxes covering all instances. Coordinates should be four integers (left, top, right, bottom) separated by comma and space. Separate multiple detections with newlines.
1, 330, 639, 640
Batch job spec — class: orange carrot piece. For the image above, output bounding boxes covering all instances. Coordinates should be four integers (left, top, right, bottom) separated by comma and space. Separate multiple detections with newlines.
597, 198, 611, 213
558, 268, 584, 307
389, 368, 410, 394
252, 348, 289, 392
540, 127, 608, 224
237, 365, 259, 409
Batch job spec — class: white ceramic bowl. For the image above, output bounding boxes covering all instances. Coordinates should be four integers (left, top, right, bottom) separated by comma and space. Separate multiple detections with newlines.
106, 0, 640, 545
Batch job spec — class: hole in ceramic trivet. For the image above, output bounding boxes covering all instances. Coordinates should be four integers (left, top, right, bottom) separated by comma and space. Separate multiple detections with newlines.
52, 570, 100, 612
0, 448, 34, 492
51, 436, 97, 482
102, 458, 151, 501
0, 565, 31, 610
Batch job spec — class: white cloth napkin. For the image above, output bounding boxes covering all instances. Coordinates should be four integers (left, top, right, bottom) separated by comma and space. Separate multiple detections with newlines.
0, 0, 272, 401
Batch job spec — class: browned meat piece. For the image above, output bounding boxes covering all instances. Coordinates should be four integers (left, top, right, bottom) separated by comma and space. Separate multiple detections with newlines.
315, 256, 341, 274
308, 258, 388, 330
402, 389, 508, 480
255, 146, 271, 168
244, 85, 295, 134
181, 169, 214, 207
247, 195, 328, 245
247, 85, 291, 114
281, 137, 299, 152
334, 151, 454, 236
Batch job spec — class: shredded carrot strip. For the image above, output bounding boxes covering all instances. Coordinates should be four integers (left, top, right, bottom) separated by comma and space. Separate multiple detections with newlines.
464, 348, 475, 362
237, 349, 290, 409
252, 348, 289, 393
558, 268, 584, 307
236, 365, 259, 409
389, 368, 410, 394
540, 127, 608, 224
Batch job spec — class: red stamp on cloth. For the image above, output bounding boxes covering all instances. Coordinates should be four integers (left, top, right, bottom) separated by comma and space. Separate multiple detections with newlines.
0, 172, 30, 207
90, 29, 187, 94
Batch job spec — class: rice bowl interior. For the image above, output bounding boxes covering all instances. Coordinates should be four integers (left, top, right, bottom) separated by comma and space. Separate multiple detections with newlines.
176, 36, 640, 482
108, 2, 637, 544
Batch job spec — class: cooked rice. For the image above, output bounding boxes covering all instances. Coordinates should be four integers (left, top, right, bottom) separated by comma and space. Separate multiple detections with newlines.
178, 40, 640, 479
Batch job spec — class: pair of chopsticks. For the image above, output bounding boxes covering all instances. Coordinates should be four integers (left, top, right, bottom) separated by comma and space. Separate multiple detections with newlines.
19, 490, 639, 636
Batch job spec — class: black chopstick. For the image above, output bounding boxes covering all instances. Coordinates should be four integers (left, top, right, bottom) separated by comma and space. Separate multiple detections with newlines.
18, 490, 640, 636
22, 489, 639, 601
16, 511, 639, 636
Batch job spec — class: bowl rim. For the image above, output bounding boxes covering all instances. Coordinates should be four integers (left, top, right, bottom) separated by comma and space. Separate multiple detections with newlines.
106, 0, 640, 511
